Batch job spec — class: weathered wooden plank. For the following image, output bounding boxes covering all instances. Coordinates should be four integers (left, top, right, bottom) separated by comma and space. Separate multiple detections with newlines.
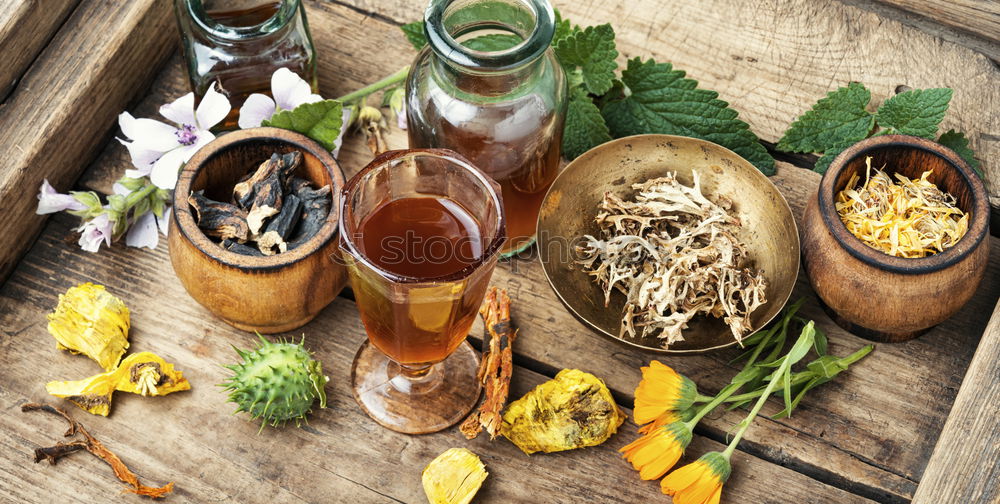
0, 214, 876, 504
0, 0, 80, 101
872, 0, 1000, 48
912, 299, 1000, 503
0, 0, 174, 284
330, 0, 1000, 210
71, 2, 1000, 501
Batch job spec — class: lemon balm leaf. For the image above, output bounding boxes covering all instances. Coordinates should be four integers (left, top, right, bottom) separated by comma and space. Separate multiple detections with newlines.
263, 100, 344, 152
876, 87, 952, 139
600, 58, 774, 175
563, 90, 612, 160
554, 23, 618, 96
938, 129, 982, 176
777, 82, 874, 153
401, 21, 427, 50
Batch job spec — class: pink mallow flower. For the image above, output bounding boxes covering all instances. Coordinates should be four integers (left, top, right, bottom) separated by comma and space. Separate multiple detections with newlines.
117, 84, 231, 190
36, 179, 87, 214
78, 214, 113, 253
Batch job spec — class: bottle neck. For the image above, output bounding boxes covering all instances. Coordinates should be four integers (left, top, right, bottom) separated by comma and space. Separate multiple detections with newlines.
182, 0, 300, 43
431, 50, 546, 96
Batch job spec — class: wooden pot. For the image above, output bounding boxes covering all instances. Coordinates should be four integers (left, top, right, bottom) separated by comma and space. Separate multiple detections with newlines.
168, 127, 347, 333
802, 135, 990, 342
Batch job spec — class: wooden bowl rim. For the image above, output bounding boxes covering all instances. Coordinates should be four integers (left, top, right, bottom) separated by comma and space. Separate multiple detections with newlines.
172, 127, 345, 272
536, 133, 799, 354
818, 134, 989, 275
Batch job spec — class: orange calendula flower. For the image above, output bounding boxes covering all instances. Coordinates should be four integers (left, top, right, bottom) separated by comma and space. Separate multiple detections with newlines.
633, 360, 697, 425
661, 451, 731, 504
620, 421, 692, 480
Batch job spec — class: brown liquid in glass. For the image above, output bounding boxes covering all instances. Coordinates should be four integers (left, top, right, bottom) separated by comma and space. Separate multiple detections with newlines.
354, 197, 489, 366
200, 2, 314, 129
408, 92, 562, 255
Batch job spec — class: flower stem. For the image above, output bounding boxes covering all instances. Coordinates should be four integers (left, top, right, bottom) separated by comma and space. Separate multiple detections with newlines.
695, 394, 715, 403
337, 66, 410, 105
686, 384, 740, 428
124, 183, 157, 209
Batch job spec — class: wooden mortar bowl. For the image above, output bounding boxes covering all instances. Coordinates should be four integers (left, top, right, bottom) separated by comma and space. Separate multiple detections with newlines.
168, 128, 347, 333
802, 134, 990, 342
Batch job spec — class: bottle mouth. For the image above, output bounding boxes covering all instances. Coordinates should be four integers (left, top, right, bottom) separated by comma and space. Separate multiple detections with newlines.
185, 0, 300, 40
424, 0, 555, 71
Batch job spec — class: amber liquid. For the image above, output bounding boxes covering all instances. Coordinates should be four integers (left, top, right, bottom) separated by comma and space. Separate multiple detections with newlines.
352, 197, 491, 366
198, 2, 315, 129
408, 89, 563, 255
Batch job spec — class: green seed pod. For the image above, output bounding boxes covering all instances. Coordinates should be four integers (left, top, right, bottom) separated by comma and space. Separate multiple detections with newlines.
221, 334, 328, 429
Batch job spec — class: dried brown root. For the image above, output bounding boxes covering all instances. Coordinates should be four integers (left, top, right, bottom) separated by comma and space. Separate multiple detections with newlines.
460, 287, 517, 440
21, 403, 175, 499
188, 191, 249, 242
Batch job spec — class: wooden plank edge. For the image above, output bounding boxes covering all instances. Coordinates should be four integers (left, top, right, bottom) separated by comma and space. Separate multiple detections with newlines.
0, 0, 81, 102
911, 299, 1000, 503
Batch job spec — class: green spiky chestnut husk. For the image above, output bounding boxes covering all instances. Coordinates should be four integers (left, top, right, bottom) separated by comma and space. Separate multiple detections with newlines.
221, 334, 328, 429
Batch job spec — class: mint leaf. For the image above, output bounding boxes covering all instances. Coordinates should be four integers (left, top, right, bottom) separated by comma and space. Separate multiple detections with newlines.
263, 100, 344, 152
401, 21, 426, 50
553, 8, 576, 45
875, 88, 952, 138
462, 33, 522, 51
600, 58, 774, 174
554, 24, 618, 95
777, 83, 874, 153
563, 90, 612, 159
938, 129, 982, 176
813, 139, 856, 174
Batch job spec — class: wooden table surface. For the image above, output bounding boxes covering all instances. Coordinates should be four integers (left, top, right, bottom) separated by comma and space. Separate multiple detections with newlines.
2, 1, 999, 503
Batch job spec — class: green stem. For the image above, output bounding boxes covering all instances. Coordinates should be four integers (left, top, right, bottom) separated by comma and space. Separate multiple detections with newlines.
722, 366, 785, 460
694, 394, 715, 403
687, 384, 740, 428
336, 66, 410, 104
124, 183, 157, 209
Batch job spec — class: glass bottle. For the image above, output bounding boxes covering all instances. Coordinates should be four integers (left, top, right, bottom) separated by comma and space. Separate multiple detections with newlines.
173, 0, 317, 130
405, 0, 567, 257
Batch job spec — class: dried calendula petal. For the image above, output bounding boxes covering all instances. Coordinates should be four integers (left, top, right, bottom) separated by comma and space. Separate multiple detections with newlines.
46, 352, 191, 416
47, 283, 130, 371
501, 369, 625, 455
421, 448, 487, 504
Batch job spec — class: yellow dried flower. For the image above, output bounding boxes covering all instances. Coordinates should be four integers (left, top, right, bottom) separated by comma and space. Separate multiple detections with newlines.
501, 369, 625, 454
46, 352, 191, 416
47, 283, 130, 371
421, 448, 487, 504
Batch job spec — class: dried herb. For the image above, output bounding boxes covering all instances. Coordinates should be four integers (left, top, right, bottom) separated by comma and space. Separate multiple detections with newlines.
21, 403, 175, 499
188, 191, 249, 242
461, 287, 516, 440
47, 283, 130, 371
421, 448, 487, 504
577, 172, 767, 347
46, 351, 191, 416
836, 157, 969, 257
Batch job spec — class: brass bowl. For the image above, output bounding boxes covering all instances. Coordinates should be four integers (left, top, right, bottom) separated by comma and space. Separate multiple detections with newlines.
537, 135, 799, 353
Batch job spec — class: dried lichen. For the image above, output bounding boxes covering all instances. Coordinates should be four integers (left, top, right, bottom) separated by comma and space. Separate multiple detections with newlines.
576, 172, 767, 347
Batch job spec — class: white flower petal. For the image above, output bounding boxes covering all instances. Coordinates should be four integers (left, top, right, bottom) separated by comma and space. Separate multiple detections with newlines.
78, 214, 112, 252
112, 183, 130, 196
126, 212, 159, 249
149, 148, 189, 190
331, 106, 352, 158
119, 113, 181, 152
116, 138, 161, 173
180, 133, 214, 163
396, 109, 408, 130
124, 169, 146, 179
36, 179, 87, 214
237, 93, 277, 129
271, 67, 314, 111
157, 206, 172, 236
196, 84, 232, 130
159, 92, 196, 126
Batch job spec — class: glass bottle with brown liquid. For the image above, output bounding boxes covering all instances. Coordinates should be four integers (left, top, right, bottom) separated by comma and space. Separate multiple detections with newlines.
174, 0, 317, 129
405, 0, 567, 256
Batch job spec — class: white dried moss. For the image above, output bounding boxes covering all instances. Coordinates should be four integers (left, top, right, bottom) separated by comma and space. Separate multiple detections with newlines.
576, 172, 767, 348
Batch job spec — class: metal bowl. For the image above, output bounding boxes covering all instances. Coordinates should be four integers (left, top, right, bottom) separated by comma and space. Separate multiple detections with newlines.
536, 134, 799, 353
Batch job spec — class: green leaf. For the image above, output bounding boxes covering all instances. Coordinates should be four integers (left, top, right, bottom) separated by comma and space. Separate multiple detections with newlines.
813, 139, 856, 174
563, 91, 612, 159
263, 100, 344, 152
401, 21, 426, 50
554, 24, 618, 95
553, 8, 576, 45
876, 88, 952, 139
782, 366, 793, 415
600, 58, 775, 175
812, 325, 828, 356
938, 129, 982, 176
776, 82, 874, 153
462, 33, 523, 51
